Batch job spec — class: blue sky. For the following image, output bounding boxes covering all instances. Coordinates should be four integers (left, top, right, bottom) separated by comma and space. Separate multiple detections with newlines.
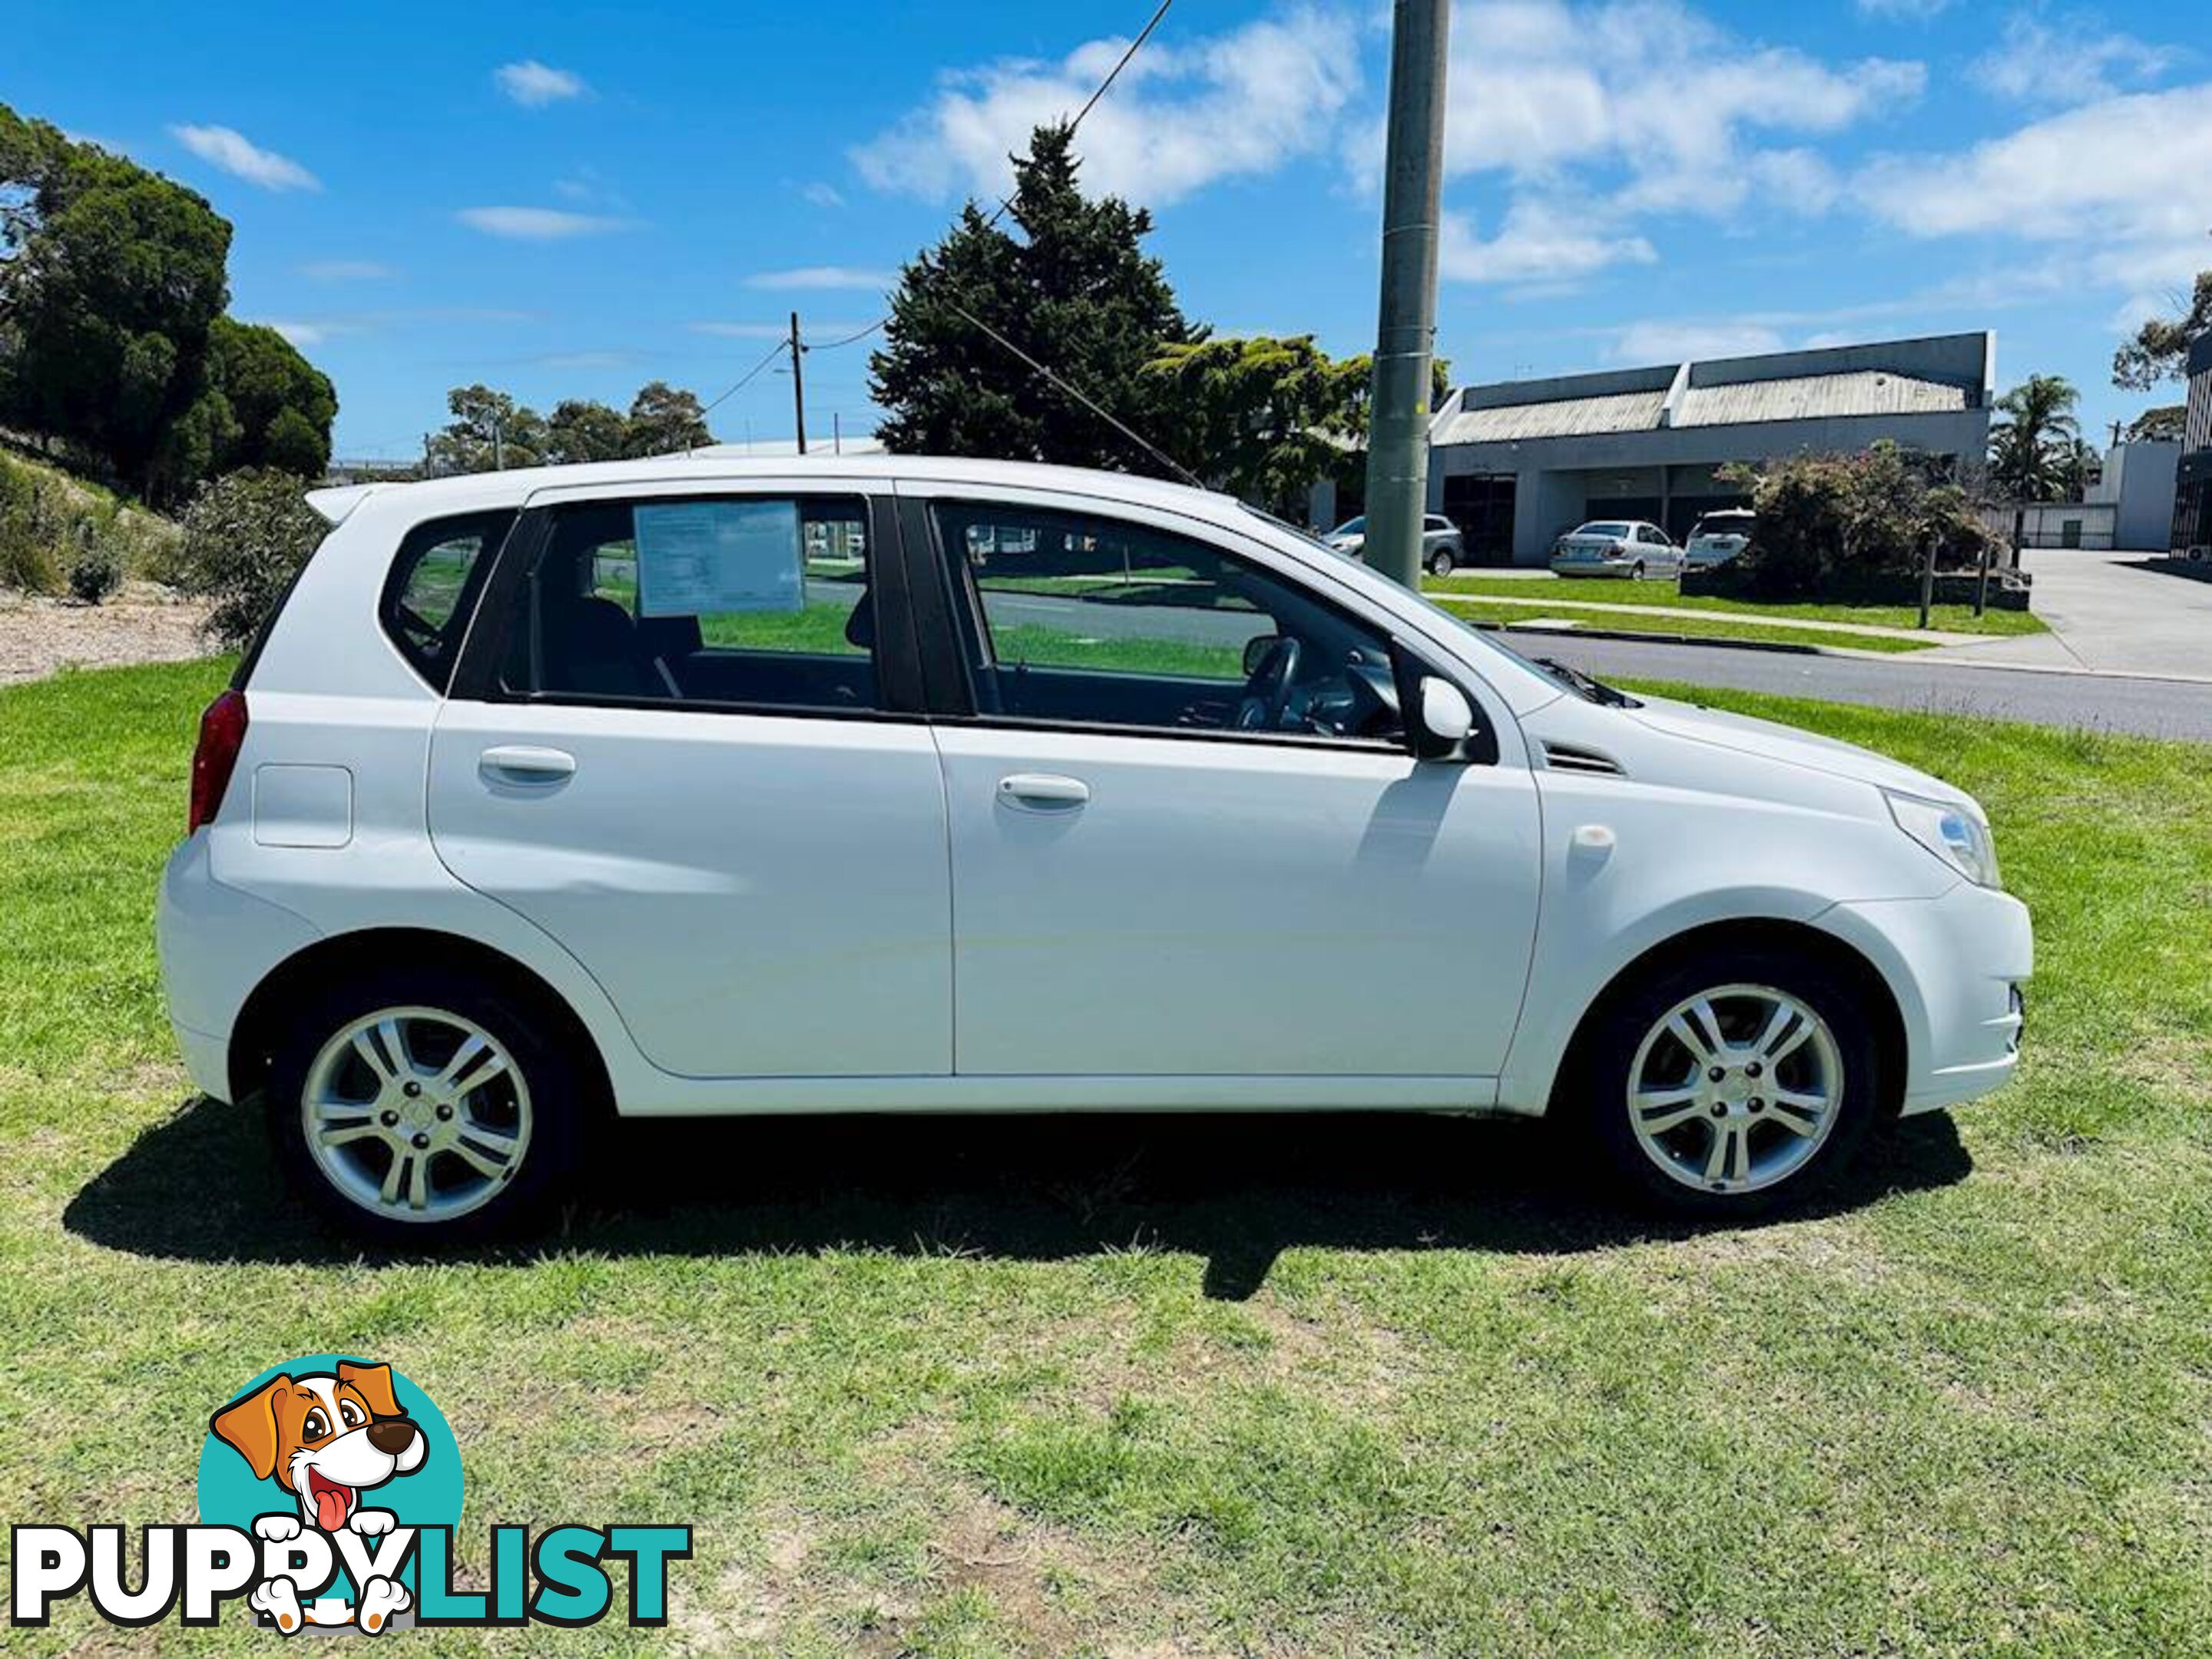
12, 1, 2210, 459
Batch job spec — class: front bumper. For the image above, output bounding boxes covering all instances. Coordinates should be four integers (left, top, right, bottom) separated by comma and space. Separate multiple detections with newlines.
1824, 881, 2032, 1115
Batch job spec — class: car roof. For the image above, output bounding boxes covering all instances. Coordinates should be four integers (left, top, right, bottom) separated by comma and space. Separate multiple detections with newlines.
308, 452, 1230, 527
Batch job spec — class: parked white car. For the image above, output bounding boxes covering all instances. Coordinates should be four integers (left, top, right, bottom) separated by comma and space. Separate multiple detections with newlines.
1684, 508, 1757, 571
1323, 513, 1468, 575
1551, 520, 1684, 579
159, 455, 2028, 1237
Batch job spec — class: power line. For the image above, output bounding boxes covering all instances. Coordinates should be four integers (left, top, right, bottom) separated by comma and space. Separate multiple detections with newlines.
948, 301, 1203, 489
1071, 1, 1174, 137
698, 337, 790, 417
699, 0, 1174, 439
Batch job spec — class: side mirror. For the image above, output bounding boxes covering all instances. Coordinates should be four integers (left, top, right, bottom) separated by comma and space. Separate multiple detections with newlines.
1243, 632, 1280, 679
1418, 677, 1475, 750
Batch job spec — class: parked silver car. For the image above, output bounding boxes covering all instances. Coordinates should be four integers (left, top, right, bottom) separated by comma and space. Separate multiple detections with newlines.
1550, 520, 1684, 579
1684, 508, 1757, 571
1325, 514, 1469, 576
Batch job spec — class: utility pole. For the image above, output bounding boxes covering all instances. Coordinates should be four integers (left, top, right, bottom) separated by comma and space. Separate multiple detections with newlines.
1363, 0, 1451, 590
833, 412, 843, 455
492, 412, 505, 472
789, 311, 808, 455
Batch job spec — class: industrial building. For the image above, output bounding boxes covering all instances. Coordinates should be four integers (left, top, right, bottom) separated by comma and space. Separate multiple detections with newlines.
1418, 333, 1996, 566
2174, 333, 2212, 558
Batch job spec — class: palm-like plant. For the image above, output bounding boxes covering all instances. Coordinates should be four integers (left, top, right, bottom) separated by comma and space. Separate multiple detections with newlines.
1988, 375, 2081, 502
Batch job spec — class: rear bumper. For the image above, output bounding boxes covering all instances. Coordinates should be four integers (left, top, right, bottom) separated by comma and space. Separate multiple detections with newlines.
1551, 558, 1636, 578
1824, 882, 2032, 1116
157, 834, 322, 1104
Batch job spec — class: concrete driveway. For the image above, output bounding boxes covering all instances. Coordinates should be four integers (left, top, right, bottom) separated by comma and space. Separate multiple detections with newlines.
1921, 548, 2212, 680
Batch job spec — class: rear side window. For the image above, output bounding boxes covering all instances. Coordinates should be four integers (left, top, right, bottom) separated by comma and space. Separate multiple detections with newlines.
381, 512, 516, 690
493, 495, 882, 714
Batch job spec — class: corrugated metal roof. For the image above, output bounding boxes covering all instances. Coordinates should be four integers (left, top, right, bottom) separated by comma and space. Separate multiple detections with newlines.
1674, 371, 1968, 429
1431, 388, 1667, 445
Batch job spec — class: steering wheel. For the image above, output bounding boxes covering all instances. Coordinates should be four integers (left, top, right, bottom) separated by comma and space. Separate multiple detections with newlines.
1233, 635, 1303, 730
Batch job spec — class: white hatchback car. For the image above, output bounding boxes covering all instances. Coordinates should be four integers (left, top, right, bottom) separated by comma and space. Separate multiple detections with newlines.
160, 455, 2029, 1237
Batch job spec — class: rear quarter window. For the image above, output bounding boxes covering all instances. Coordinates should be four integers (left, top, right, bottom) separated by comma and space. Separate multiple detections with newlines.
379, 511, 518, 690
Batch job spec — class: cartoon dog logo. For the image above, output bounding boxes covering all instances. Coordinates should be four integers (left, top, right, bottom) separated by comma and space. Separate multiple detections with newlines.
209, 1361, 426, 1633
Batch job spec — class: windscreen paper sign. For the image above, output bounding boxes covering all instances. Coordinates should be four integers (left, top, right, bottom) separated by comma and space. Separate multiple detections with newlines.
634, 501, 804, 616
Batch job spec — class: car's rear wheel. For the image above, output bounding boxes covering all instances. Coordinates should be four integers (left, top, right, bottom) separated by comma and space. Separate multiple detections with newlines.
1571, 946, 1880, 1217
1426, 546, 1456, 577
1630, 560, 1646, 580
267, 967, 586, 1238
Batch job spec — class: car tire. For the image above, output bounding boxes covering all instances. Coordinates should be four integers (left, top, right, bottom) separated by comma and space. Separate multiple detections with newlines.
1630, 561, 1646, 581
266, 965, 590, 1240
1426, 547, 1456, 578
1565, 945, 1881, 1219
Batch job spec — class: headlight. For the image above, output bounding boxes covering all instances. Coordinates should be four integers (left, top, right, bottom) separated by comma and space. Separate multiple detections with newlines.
1884, 790, 2001, 888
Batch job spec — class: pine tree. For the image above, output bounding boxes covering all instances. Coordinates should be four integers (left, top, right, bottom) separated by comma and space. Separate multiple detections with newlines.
869, 123, 1196, 473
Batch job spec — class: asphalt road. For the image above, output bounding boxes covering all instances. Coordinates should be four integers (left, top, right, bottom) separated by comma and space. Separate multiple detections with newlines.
1524, 634, 2212, 742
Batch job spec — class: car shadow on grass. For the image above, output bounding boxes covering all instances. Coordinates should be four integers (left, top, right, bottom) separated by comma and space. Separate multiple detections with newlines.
65, 1098, 1972, 1299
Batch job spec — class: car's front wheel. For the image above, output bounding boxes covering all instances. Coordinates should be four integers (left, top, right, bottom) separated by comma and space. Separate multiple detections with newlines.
1572, 946, 1880, 1217
267, 968, 586, 1238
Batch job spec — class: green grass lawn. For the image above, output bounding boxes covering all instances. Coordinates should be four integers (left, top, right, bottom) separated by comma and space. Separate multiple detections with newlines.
1429, 573, 2051, 640
4, 659, 2210, 1655
1433, 596, 1929, 654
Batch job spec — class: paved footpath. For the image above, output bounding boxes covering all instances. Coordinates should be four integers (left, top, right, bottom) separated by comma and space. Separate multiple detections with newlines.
1440, 588, 1984, 644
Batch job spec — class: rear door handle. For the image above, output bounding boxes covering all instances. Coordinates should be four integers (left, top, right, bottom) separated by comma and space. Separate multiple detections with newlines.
998, 773, 1090, 810
480, 745, 577, 784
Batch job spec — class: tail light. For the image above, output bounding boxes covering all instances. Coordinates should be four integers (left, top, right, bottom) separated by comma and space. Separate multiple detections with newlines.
189, 690, 250, 834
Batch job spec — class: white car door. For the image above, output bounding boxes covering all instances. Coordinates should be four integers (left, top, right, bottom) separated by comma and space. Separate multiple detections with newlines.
909, 486, 1544, 1085
426, 483, 952, 1079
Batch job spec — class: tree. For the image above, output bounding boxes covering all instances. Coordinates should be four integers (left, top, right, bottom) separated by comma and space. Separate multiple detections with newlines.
870, 122, 1197, 474
2113, 270, 2212, 391
0, 103, 232, 498
2126, 405, 2187, 443
545, 398, 631, 465
426, 385, 546, 474
206, 318, 337, 477
622, 382, 711, 456
1988, 374, 2081, 501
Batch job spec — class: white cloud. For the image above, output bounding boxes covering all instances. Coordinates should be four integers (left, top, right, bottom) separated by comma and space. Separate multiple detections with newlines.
800, 180, 846, 209
455, 206, 630, 240
495, 60, 589, 107
1407, 1, 1922, 220
1439, 200, 1656, 284
853, 6, 1360, 207
742, 267, 894, 291
1856, 83, 2212, 294
1969, 9, 2176, 106
168, 124, 319, 191
299, 260, 392, 282
258, 320, 333, 347
1611, 321, 1784, 363
1855, 0, 1952, 18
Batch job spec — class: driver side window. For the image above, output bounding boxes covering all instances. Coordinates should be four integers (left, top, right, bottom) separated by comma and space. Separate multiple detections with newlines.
933, 500, 1404, 744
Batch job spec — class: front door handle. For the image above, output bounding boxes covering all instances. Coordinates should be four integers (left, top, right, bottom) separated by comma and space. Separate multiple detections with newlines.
480, 745, 577, 784
998, 773, 1090, 810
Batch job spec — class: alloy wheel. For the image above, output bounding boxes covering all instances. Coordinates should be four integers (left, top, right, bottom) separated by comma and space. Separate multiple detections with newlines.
1624, 984, 1843, 1195
300, 1006, 533, 1223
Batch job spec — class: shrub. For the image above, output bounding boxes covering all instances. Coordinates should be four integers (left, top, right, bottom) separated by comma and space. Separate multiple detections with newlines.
174, 469, 328, 647
1721, 443, 1994, 598
66, 531, 123, 603
0, 454, 65, 593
